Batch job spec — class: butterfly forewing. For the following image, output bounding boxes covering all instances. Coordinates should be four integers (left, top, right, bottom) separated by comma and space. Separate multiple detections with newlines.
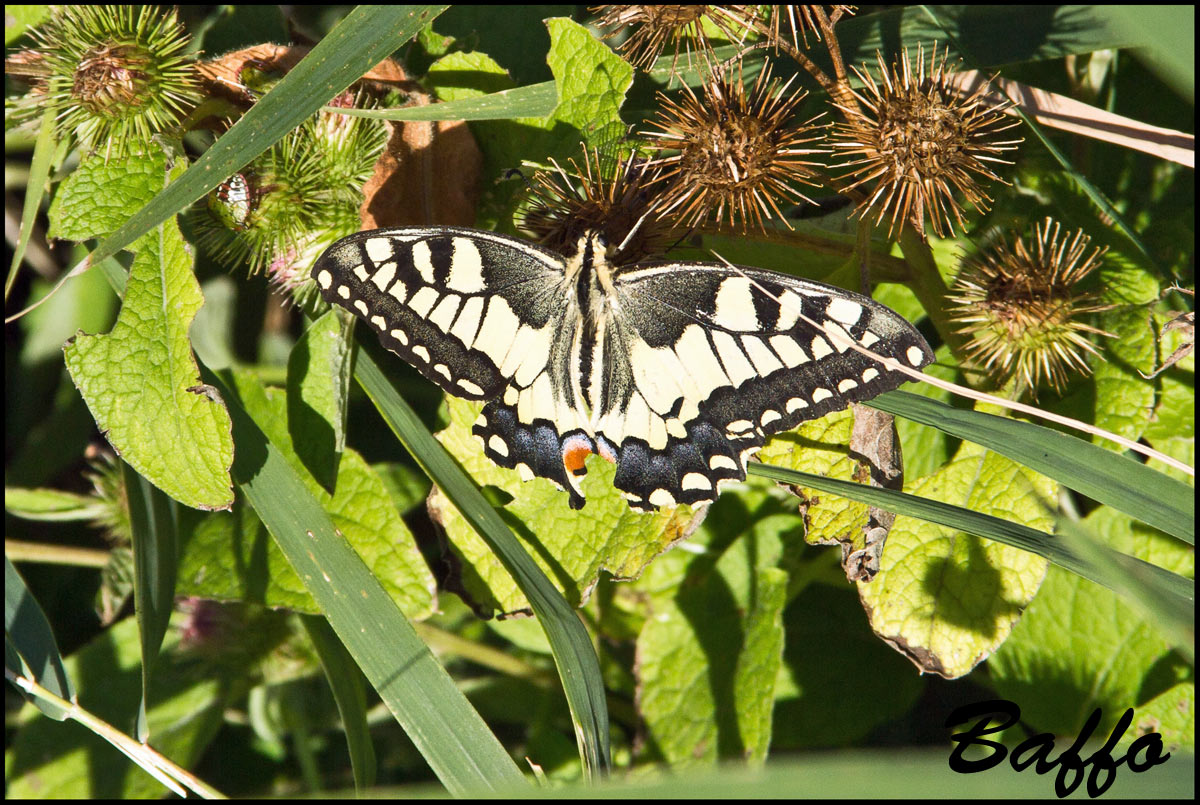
311, 226, 933, 511
312, 227, 572, 401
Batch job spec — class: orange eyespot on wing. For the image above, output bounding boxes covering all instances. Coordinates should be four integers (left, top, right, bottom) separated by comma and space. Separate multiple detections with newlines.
561, 435, 595, 477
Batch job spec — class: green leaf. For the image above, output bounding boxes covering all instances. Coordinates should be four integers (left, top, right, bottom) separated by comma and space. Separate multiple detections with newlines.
1143, 312, 1196, 445
431, 397, 704, 615
773, 585, 924, 749
426, 49, 517, 102
176, 372, 436, 620
635, 497, 793, 765
988, 506, 1194, 738
60, 151, 234, 512
1090, 266, 1160, 446
543, 17, 632, 150
859, 440, 1054, 678
287, 309, 353, 492
203, 365, 526, 793
1115, 682, 1194, 755
4, 4, 50, 44
758, 407, 869, 553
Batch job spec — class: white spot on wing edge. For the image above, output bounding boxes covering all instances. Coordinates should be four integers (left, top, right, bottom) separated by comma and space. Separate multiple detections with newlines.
682, 472, 712, 491
709, 454, 739, 472
648, 488, 676, 507
316, 269, 332, 290
488, 434, 509, 457
457, 378, 485, 396
907, 345, 926, 366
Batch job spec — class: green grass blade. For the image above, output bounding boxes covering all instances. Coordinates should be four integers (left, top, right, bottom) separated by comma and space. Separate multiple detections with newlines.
353, 337, 612, 779
122, 462, 178, 743
334, 80, 558, 121
87, 5, 447, 268
5, 556, 75, 720
301, 614, 377, 792
6, 106, 57, 301
868, 391, 1194, 545
202, 365, 526, 794
748, 462, 1193, 607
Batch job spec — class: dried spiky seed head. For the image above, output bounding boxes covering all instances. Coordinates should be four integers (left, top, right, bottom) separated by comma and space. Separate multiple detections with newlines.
948, 218, 1114, 396
765, 5, 856, 52
643, 62, 827, 232
520, 148, 669, 264
592, 5, 757, 73
829, 44, 1022, 238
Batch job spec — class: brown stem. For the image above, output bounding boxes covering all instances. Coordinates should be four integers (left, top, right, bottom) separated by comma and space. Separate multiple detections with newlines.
813, 6, 860, 115
897, 226, 970, 362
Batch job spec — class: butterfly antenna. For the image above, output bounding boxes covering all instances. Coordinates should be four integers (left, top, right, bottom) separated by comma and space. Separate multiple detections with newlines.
615, 210, 653, 256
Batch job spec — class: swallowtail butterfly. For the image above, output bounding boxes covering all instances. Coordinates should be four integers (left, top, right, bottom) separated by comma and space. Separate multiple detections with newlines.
312, 227, 933, 511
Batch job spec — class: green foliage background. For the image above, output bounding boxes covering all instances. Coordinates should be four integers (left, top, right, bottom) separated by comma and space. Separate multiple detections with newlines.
5, 4, 1193, 798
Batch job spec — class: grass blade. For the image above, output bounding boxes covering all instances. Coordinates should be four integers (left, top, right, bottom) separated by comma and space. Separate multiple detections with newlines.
353, 337, 612, 779
869, 391, 1194, 545
749, 462, 1193, 607
203, 365, 526, 794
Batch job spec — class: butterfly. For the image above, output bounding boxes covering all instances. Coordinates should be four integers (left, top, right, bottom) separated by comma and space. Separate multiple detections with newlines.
311, 226, 933, 510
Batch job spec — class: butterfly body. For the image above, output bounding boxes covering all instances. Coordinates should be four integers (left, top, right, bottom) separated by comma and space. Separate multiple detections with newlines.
312, 226, 932, 510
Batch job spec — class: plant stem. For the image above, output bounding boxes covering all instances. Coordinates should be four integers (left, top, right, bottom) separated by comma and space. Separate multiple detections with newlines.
898, 227, 969, 362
